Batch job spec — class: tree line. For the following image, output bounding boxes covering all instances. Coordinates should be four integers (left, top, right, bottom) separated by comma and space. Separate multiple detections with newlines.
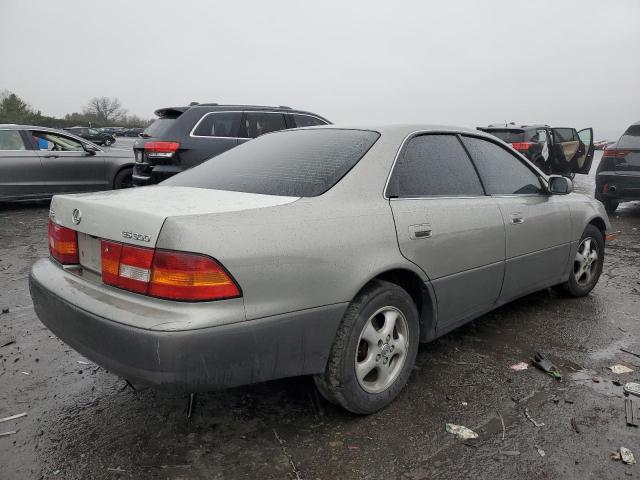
0, 90, 151, 128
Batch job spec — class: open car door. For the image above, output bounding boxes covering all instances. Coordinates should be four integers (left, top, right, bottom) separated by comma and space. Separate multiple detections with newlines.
551, 127, 584, 175
576, 127, 595, 174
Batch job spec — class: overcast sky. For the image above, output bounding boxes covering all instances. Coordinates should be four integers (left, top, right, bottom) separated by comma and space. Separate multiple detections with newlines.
1, 0, 638, 137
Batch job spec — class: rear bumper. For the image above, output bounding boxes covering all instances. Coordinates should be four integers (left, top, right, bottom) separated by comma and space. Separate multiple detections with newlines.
132, 164, 184, 186
596, 171, 640, 201
29, 259, 346, 391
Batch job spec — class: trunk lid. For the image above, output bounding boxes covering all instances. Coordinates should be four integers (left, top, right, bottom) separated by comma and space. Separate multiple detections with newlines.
49, 186, 299, 249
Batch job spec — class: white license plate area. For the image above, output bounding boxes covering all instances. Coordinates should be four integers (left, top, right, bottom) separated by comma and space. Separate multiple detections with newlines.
77, 232, 102, 274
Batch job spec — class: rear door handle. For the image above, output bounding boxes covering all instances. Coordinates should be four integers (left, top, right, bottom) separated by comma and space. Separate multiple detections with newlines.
409, 223, 432, 239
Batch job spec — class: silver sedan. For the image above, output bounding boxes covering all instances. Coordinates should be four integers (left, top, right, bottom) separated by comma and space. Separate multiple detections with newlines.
29, 125, 612, 413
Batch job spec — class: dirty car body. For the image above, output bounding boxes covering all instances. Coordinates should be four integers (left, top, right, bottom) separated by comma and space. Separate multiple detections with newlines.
29, 125, 612, 413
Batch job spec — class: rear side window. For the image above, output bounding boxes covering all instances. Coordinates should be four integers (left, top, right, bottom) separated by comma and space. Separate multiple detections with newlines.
618, 124, 640, 149
0, 130, 26, 151
483, 129, 526, 143
293, 114, 327, 128
387, 134, 484, 197
553, 128, 578, 142
164, 129, 380, 197
244, 112, 286, 138
192, 112, 242, 137
462, 136, 543, 195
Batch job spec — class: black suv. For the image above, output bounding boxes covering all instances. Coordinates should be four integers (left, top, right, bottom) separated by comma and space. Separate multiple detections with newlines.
132, 104, 330, 185
478, 123, 594, 177
595, 121, 640, 213
65, 127, 116, 146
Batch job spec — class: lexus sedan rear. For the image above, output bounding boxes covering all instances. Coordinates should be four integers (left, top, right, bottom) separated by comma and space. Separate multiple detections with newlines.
30, 126, 611, 413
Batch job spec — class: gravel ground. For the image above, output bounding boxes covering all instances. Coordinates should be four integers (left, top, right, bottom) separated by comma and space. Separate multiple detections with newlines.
1, 152, 639, 480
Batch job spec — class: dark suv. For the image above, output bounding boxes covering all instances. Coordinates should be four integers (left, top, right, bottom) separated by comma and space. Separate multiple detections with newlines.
132, 104, 330, 185
65, 127, 116, 146
595, 121, 640, 213
478, 123, 594, 177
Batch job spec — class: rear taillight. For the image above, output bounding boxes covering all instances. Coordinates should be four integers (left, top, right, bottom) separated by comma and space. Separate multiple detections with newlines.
100, 241, 240, 301
603, 148, 628, 158
48, 220, 79, 264
511, 142, 533, 151
144, 141, 180, 158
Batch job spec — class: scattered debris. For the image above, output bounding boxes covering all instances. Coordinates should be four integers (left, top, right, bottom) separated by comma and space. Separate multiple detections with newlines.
532, 352, 561, 380
613, 447, 637, 465
621, 348, 640, 360
77, 360, 91, 365
498, 412, 505, 440
571, 418, 581, 434
524, 408, 544, 427
613, 380, 623, 387
592, 377, 601, 383
1, 308, 9, 314
0, 413, 27, 423
186, 392, 196, 420
461, 402, 468, 406
273, 429, 302, 480
0, 337, 15, 348
510, 362, 529, 371
499, 450, 520, 456
0, 431, 17, 437
609, 364, 634, 374
106, 467, 126, 473
625, 398, 638, 427
625, 382, 640, 397
20, 371, 30, 376
445, 423, 479, 440
564, 398, 575, 404
535, 445, 546, 457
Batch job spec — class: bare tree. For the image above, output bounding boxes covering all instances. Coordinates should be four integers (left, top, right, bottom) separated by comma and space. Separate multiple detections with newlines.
83, 97, 126, 124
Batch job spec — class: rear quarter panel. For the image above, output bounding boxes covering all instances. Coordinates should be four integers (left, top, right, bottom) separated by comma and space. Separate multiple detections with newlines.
156, 196, 423, 321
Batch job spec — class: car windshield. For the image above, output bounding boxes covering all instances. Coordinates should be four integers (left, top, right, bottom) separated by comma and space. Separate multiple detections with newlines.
482, 129, 532, 143
163, 128, 380, 197
143, 118, 176, 137
618, 124, 640, 149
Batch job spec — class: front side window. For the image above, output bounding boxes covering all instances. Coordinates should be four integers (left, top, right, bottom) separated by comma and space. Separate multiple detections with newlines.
164, 128, 379, 197
0, 130, 26, 151
89, 129, 100, 135
461, 136, 543, 195
244, 112, 286, 138
388, 134, 484, 197
192, 112, 242, 137
31, 131, 85, 152
293, 114, 327, 128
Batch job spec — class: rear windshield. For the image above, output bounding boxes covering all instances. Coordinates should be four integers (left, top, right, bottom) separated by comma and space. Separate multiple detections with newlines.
163, 128, 380, 197
482, 129, 531, 143
143, 118, 176, 137
618, 124, 640, 149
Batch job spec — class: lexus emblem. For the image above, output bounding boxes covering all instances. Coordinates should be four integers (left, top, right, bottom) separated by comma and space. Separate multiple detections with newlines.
71, 208, 82, 225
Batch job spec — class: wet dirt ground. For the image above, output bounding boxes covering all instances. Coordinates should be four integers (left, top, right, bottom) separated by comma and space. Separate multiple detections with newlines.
1, 152, 639, 480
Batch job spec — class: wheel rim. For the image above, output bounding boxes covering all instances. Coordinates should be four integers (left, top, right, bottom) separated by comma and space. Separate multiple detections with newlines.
574, 237, 599, 286
354, 306, 409, 394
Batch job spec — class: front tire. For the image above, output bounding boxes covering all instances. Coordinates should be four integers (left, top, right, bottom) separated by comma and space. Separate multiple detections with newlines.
104, 137, 113, 146
314, 280, 420, 414
561, 225, 604, 297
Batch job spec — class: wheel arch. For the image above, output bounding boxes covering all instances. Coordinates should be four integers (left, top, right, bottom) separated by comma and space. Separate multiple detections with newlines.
355, 268, 437, 343
588, 216, 607, 237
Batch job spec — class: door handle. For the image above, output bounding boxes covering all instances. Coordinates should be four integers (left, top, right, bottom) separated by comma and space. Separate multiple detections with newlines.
409, 223, 432, 239
510, 213, 525, 225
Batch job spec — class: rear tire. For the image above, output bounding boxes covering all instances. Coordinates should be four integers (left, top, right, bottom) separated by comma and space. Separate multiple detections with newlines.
603, 198, 619, 213
104, 137, 113, 146
560, 225, 604, 297
314, 280, 420, 414
113, 168, 133, 189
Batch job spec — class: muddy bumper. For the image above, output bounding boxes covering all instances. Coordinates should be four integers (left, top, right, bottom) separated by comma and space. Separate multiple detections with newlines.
29, 259, 346, 391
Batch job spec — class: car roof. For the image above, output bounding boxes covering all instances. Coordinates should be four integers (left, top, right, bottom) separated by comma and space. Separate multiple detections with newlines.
286, 124, 498, 139
154, 104, 328, 120
481, 123, 549, 130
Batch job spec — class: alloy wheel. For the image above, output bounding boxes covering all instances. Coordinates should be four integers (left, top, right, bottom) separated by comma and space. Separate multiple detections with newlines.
574, 237, 599, 286
355, 306, 409, 394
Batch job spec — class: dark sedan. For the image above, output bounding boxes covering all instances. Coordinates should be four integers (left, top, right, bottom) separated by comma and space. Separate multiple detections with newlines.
65, 126, 116, 146
0, 125, 135, 201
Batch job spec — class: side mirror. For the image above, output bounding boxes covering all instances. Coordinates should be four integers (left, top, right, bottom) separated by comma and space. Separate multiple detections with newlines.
548, 175, 572, 195
83, 143, 99, 156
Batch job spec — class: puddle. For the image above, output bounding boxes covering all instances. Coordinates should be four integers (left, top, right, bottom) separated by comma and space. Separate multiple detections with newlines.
570, 369, 626, 398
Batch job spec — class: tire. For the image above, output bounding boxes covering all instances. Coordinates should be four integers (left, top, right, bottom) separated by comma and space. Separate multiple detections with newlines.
560, 225, 605, 297
104, 137, 113, 146
603, 198, 619, 213
113, 168, 133, 189
314, 280, 420, 414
